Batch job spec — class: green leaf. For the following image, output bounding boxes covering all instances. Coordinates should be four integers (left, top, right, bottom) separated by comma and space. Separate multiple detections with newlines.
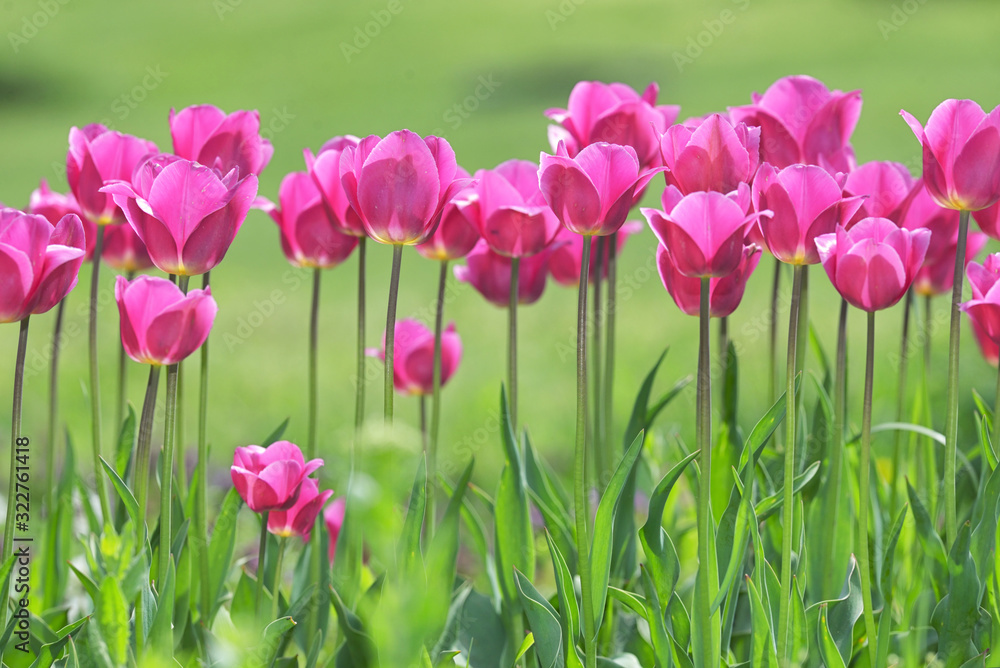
494, 386, 534, 610
114, 404, 137, 479
846, 421, 945, 446
978, 414, 999, 472
753, 461, 819, 521
150, 556, 175, 655
399, 457, 427, 574
427, 458, 474, 591
99, 456, 139, 531
607, 587, 646, 617
747, 577, 778, 668
525, 434, 576, 572
817, 604, 847, 668
330, 585, 376, 667
907, 479, 948, 597
208, 487, 241, 623
790, 577, 808, 666
262, 417, 290, 446
876, 505, 908, 668
932, 522, 982, 668
514, 569, 563, 668
971, 460, 1000, 599
546, 532, 583, 668
638, 565, 672, 668
514, 633, 535, 663
97, 577, 129, 665
253, 617, 297, 666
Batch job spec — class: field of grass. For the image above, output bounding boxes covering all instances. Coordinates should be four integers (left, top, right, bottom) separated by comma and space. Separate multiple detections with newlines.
2, 0, 1000, 495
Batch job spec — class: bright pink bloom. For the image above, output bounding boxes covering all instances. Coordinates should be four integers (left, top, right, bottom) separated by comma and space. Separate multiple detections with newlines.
657, 243, 760, 317
169, 104, 273, 176
230, 441, 323, 514
115, 275, 217, 366
325, 498, 346, 564
913, 232, 985, 297
454, 239, 551, 306
102, 224, 154, 273
339, 130, 471, 245
0, 208, 86, 323
259, 171, 358, 269
752, 163, 864, 265
367, 319, 462, 396
969, 313, 1000, 366
305, 136, 365, 237
539, 142, 658, 237
843, 161, 918, 226
643, 186, 767, 278
545, 81, 680, 169
102, 154, 258, 276
659, 114, 761, 195
962, 254, 1000, 346
549, 221, 642, 287
459, 160, 559, 257
973, 199, 1000, 240
267, 478, 333, 539
966, 253, 1000, 300
28, 180, 95, 260
66, 124, 158, 226
415, 176, 479, 261
815, 218, 931, 312
901, 100, 1000, 211
729, 75, 862, 173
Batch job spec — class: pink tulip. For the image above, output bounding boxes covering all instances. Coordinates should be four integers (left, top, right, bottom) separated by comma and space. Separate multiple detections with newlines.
459, 160, 559, 257
730, 75, 862, 173
115, 274, 217, 366
539, 142, 659, 237
815, 218, 931, 312
642, 186, 767, 278
549, 221, 642, 287
973, 200, 1000, 240
0, 208, 87, 323
969, 312, 999, 366
900, 99, 1000, 211
966, 253, 1000, 300
843, 161, 918, 226
657, 243, 760, 317
339, 130, 471, 245
367, 319, 462, 396
28, 180, 95, 260
305, 136, 365, 238
325, 498, 346, 564
454, 239, 551, 306
962, 254, 1000, 346
102, 223, 155, 273
415, 177, 479, 261
545, 81, 680, 169
169, 104, 273, 177
267, 478, 333, 539
913, 232, 986, 297
66, 124, 158, 225
752, 163, 864, 265
259, 171, 358, 269
101, 154, 258, 276
659, 114, 761, 195
231, 441, 323, 513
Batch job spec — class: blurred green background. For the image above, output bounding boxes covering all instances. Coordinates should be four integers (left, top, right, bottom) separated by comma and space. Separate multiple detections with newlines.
2, 0, 1000, 496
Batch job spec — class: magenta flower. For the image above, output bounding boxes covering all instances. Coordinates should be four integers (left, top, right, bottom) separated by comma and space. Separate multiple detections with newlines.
966, 253, 1000, 300
455, 239, 551, 306
267, 478, 333, 539
305, 136, 365, 238
643, 186, 767, 278
231, 441, 323, 513
169, 104, 273, 177
970, 312, 999, 367
0, 208, 87, 323
901, 99, 1000, 211
962, 254, 1000, 346
28, 180, 94, 260
973, 199, 1000, 240
815, 218, 931, 312
913, 232, 986, 297
115, 275, 217, 366
102, 154, 258, 276
259, 171, 358, 269
66, 124, 158, 226
843, 161, 918, 226
729, 75, 862, 173
752, 163, 864, 265
659, 114, 761, 195
657, 243, 760, 317
539, 142, 658, 237
545, 81, 679, 169
325, 498, 346, 564
339, 130, 471, 245
102, 223, 154, 274
460, 160, 559, 258
415, 177, 479, 261
367, 319, 462, 396
549, 221, 642, 287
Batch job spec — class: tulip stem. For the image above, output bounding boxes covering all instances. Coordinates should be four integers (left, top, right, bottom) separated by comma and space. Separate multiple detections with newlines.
255, 511, 270, 623
308, 268, 321, 460
509, 257, 519, 428
385, 244, 403, 424
923, 295, 938, 517
769, 257, 782, 405
695, 277, 717, 668
604, 232, 618, 465
592, 238, 604, 489
719, 315, 729, 422
355, 236, 367, 437
819, 298, 848, 601
420, 396, 429, 460
88, 226, 111, 523
115, 271, 136, 437
47, 299, 65, 518
1, 316, 30, 637
272, 536, 287, 622
891, 288, 913, 518
776, 264, 803, 667
944, 209, 970, 546
993, 362, 1000, 453
574, 236, 596, 668
858, 310, 879, 667
197, 271, 212, 622
428, 259, 449, 536
134, 365, 161, 553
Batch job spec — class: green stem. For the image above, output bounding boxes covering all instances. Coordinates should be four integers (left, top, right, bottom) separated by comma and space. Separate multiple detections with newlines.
176, 350, 187, 494
574, 236, 596, 668
719, 316, 729, 423
420, 396, 428, 458
858, 310, 879, 667
695, 277, 716, 668
134, 365, 161, 553
994, 361, 1000, 452
355, 237, 367, 436
428, 259, 449, 536
307, 268, 322, 640
821, 299, 848, 600
776, 264, 804, 666
272, 537, 287, 621
255, 511, 270, 623
47, 299, 65, 518
115, 270, 136, 435
923, 294, 938, 517
509, 256, 520, 428
769, 257, 782, 405
944, 209, 970, 546
384, 244, 403, 424
592, 238, 604, 489
88, 226, 111, 523
604, 232, 618, 462
891, 288, 913, 518
197, 271, 212, 621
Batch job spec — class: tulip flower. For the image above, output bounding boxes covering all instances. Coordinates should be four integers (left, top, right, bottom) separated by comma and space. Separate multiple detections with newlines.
659, 114, 761, 195
267, 478, 333, 539
102, 223, 155, 273
230, 441, 323, 514
752, 163, 864, 265
28, 181, 94, 259
970, 313, 999, 367
964, 253, 1000, 451
657, 243, 760, 317
455, 240, 551, 307
169, 104, 273, 177
549, 222, 642, 287
913, 230, 986, 297
325, 498, 346, 564
973, 199, 1000, 241
367, 319, 462, 396
843, 160, 918, 226
545, 80, 679, 169
305, 136, 365, 238
729, 74, 862, 173
415, 179, 479, 261
102, 154, 258, 276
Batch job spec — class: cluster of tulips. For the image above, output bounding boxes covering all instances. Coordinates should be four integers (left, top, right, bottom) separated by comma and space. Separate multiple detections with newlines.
2, 72, 1000, 666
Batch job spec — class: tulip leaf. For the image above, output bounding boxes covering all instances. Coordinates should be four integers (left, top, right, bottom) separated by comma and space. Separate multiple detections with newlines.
514, 568, 564, 668
932, 522, 982, 668
817, 604, 847, 668
753, 461, 819, 521
149, 556, 175, 656
208, 487, 242, 623
907, 479, 949, 597
747, 576, 779, 668
330, 585, 377, 667
399, 456, 427, 574
876, 504, 908, 668
99, 456, 139, 533
638, 565, 672, 668
114, 403, 136, 480
546, 532, 582, 667
97, 576, 129, 665
525, 433, 576, 572
494, 385, 534, 611
262, 417, 290, 446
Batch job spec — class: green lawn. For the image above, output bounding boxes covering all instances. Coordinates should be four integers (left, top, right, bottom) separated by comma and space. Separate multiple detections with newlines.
2, 0, 1000, 493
